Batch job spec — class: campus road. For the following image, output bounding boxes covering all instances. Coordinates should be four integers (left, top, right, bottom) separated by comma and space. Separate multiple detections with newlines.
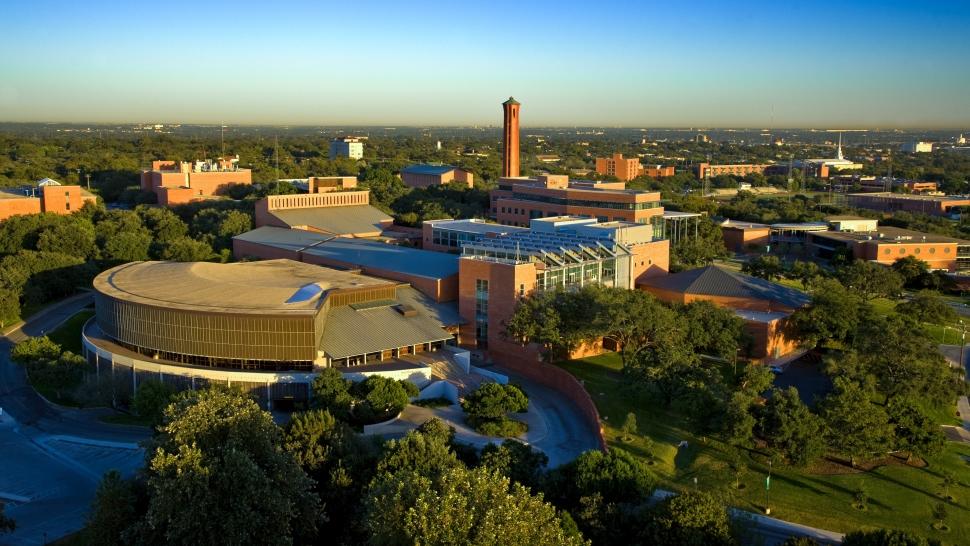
493, 366, 603, 468
0, 293, 150, 546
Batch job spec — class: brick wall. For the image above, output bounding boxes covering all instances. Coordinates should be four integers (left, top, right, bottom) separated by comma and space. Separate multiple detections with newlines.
0, 197, 42, 221
489, 337, 607, 452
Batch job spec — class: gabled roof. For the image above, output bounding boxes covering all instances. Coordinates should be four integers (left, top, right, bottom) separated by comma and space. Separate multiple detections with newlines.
641, 265, 810, 309
401, 164, 459, 176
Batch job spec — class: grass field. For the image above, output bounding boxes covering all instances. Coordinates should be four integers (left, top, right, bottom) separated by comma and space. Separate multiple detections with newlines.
559, 352, 970, 540
48, 309, 94, 354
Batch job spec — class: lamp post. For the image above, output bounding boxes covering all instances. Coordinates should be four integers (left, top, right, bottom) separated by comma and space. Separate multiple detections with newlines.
765, 459, 772, 515
960, 320, 967, 371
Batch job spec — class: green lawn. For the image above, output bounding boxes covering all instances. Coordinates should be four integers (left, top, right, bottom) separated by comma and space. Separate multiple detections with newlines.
559, 352, 970, 540
48, 309, 94, 354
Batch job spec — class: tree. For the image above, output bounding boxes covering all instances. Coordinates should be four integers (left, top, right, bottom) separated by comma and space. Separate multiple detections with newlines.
891, 256, 930, 288
545, 449, 653, 545
895, 290, 957, 325
132, 380, 178, 426
160, 236, 214, 262
86, 470, 138, 545
365, 465, 586, 546
599, 288, 680, 369
757, 387, 825, 466
462, 382, 529, 433
0, 287, 20, 327
351, 376, 413, 423
638, 491, 736, 546
128, 388, 320, 545
731, 457, 747, 490
724, 391, 757, 447
852, 315, 959, 407
790, 278, 865, 346
742, 255, 784, 281
621, 412, 638, 441
670, 218, 727, 271
11, 335, 62, 363
886, 397, 946, 463
842, 528, 939, 546
837, 260, 903, 301
377, 421, 463, 479
138, 206, 188, 245
310, 367, 354, 420
479, 440, 549, 490
623, 327, 707, 408
786, 260, 824, 287
679, 300, 746, 359
819, 378, 892, 467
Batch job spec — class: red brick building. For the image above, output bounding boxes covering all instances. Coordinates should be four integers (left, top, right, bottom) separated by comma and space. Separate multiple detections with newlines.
807, 226, 970, 272
491, 175, 663, 227
640, 265, 808, 360
0, 179, 97, 221
140, 156, 252, 206
401, 164, 474, 189
595, 153, 675, 181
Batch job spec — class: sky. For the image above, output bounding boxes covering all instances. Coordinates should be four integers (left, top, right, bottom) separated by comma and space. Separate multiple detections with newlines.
1, 0, 969, 128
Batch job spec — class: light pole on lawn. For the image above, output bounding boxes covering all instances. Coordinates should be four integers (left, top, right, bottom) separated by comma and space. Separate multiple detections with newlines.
765, 459, 772, 515
960, 320, 967, 371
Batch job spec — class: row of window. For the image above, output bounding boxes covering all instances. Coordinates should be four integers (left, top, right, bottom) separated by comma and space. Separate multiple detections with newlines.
509, 193, 660, 210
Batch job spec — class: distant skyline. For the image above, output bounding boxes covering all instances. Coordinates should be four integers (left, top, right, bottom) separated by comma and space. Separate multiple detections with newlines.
2, 0, 969, 128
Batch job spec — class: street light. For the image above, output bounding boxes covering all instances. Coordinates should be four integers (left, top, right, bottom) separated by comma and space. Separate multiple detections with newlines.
765, 459, 772, 515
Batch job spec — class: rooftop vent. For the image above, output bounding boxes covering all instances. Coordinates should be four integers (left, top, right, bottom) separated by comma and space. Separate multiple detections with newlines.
394, 304, 417, 317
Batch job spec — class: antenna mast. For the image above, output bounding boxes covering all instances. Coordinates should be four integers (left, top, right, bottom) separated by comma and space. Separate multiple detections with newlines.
274, 135, 280, 181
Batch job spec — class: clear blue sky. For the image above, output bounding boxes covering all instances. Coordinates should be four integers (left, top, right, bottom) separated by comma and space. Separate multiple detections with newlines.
2, 0, 968, 127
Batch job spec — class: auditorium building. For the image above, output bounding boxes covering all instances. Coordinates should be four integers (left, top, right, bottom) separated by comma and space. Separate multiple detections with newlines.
82, 259, 459, 409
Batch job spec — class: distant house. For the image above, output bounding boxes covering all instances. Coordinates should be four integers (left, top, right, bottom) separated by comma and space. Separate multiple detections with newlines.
640, 265, 809, 361
400, 164, 474, 189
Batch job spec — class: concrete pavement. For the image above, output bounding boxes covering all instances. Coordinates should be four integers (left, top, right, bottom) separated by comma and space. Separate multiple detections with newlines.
0, 293, 149, 545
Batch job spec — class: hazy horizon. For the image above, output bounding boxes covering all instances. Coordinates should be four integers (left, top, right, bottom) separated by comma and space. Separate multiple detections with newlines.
3, 0, 969, 128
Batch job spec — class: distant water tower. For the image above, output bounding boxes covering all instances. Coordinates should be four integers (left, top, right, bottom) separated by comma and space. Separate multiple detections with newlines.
436, 140, 442, 151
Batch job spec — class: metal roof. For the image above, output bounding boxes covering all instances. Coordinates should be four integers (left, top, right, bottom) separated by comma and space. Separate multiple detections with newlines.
321, 298, 453, 358
641, 265, 810, 310
401, 164, 461, 176
462, 230, 630, 266
303, 238, 460, 280
268, 204, 391, 236
93, 259, 393, 315
424, 218, 527, 236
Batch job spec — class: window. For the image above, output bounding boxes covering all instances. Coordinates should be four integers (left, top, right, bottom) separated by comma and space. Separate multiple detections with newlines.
929, 247, 936, 254
475, 279, 489, 348
519, 283, 526, 297
914, 248, 921, 254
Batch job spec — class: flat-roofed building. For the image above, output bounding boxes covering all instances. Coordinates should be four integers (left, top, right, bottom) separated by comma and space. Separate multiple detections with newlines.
421, 218, 527, 253
847, 192, 970, 217
84, 259, 459, 409
694, 163, 771, 179
595, 153, 641, 181
459, 229, 636, 354
491, 174, 663, 227
641, 164, 676, 178
825, 215, 878, 232
233, 226, 460, 302
641, 265, 809, 360
140, 156, 252, 206
720, 220, 771, 252
254, 190, 392, 238
0, 178, 97, 221
901, 141, 934, 153
807, 226, 970, 272
401, 164, 474, 189
329, 137, 364, 159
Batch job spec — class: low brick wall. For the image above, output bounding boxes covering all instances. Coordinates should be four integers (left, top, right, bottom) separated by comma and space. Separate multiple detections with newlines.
489, 339, 608, 452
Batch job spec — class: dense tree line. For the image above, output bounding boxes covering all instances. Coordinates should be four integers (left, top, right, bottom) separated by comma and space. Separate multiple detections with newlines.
0, 200, 252, 325
80, 386, 760, 546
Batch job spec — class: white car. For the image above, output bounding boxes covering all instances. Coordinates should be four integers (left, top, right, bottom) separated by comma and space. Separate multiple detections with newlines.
769, 365, 784, 375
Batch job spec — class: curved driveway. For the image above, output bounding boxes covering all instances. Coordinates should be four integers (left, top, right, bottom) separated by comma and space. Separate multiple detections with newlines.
1, 293, 149, 546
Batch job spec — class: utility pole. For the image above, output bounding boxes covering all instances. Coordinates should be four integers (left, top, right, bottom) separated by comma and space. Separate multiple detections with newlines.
85, 173, 91, 191
274, 135, 280, 182
221, 123, 225, 158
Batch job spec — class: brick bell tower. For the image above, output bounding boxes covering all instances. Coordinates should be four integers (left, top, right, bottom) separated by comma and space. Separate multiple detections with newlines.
502, 97, 520, 178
